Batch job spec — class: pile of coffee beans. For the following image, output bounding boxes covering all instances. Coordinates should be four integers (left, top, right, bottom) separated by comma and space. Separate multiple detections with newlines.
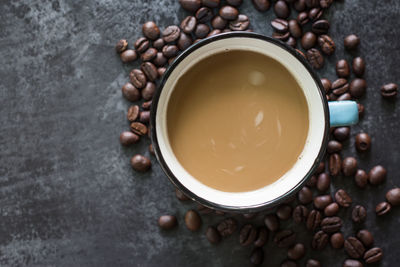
115, 1, 398, 266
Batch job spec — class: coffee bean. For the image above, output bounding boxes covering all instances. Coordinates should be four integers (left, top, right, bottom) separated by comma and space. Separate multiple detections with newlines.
158, 215, 177, 230
152, 39, 164, 51
349, 78, 367, 98
324, 202, 339, 216
286, 37, 297, 48
177, 32, 193, 51
337, 92, 351, 101
175, 188, 190, 201
195, 7, 212, 24
130, 122, 148, 136
217, 218, 237, 237
297, 12, 309, 25
271, 18, 289, 33
277, 204, 292, 220
274, 0, 290, 19
301, 32, 317, 50
312, 230, 328, 250
305, 0, 319, 8
162, 44, 179, 58
148, 144, 155, 155
153, 52, 168, 67
317, 162, 326, 174
180, 16, 197, 34
127, 105, 140, 122
345, 237, 365, 259
293, 205, 309, 223
163, 25, 181, 43
120, 49, 138, 63
281, 260, 297, 267
252, 0, 270, 11
354, 133, 370, 153
368, 165, 387, 185
306, 209, 322, 230
135, 38, 150, 54
306, 48, 324, 69
329, 153, 342, 176
185, 210, 201, 231
342, 157, 357, 176
250, 247, 264, 265
308, 7, 323, 21
306, 259, 321, 267
353, 169, 368, 188
254, 227, 268, 247
357, 230, 374, 247
287, 243, 305, 260
239, 224, 257, 246
306, 175, 317, 188
274, 230, 296, 248
331, 232, 345, 249
179, 0, 201, 12
332, 78, 349, 95
321, 216, 342, 233
335, 189, 352, 207
364, 247, 383, 264
115, 39, 128, 53
334, 126, 350, 141
327, 140, 342, 154
344, 34, 360, 50
129, 69, 147, 89
139, 111, 150, 124
352, 205, 367, 223
219, 5, 239, 20
207, 29, 222, 37
205, 226, 221, 244
202, 0, 220, 8
343, 259, 363, 267
321, 78, 331, 93
316, 173, 330, 192
141, 47, 157, 62
351, 57, 365, 77
357, 103, 365, 117
229, 14, 250, 31
376, 201, 391, 216
196, 204, 213, 215
320, 0, 333, 8
158, 67, 166, 77
194, 23, 210, 38
317, 35, 335, 56
142, 21, 160, 40
336, 59, 350, 78
131, 154, 151, 171
119, 131, 139, 146
122, 82, 140, 102
386, 188, 400, 206
381, 83, 398, 98
264, 214, 279, 231
141, 62, 158, 82
312, 20, 330, 35
298, 186, 313, 204
287, 20, 302, 38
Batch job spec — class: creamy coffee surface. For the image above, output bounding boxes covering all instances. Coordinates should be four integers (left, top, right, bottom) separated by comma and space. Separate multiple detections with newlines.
167, 50, 309, 192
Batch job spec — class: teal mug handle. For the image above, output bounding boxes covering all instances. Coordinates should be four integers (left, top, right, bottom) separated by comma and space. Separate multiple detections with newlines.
328, 101, 359, 127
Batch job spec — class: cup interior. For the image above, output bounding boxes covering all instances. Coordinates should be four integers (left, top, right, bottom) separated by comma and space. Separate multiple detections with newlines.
151, 33, 328, 211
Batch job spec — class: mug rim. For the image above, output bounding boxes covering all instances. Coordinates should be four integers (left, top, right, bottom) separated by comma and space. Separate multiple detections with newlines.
150, 32, 330, 213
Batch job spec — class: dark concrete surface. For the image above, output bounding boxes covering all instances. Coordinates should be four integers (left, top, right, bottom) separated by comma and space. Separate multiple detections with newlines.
0, 0, 399, 266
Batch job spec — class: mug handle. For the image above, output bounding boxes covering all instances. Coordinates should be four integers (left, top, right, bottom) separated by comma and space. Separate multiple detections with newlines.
328, 101, 359, 127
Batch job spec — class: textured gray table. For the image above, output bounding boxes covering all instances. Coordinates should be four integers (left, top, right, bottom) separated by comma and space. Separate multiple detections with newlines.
1, 0, 399, 266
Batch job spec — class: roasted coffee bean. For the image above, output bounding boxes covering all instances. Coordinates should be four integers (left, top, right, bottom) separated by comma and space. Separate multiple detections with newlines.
306, 209, 322, 230
131, 154, 151, 171
320, 0, 333, 8
194, 24, 210, 38
321, 216, 342, 233
197, 204, 213, 215
219, 5, 239, 20
141, 62, 158, 82
211, 16, 227, 29
207, 29, 221, 36
240, 224, 257, 246
317, 173, 330, 192
386, 188, 400, 206
355, 133, 371, 152
376, 201, 391, 216
226, 0, 242, 6
158, 215, 177, 230
158, 67, 166, 76
277, 204, 292, 220
358, 103, 365, 117
141, 48, 157, 62
273, 31, 290, 41
286, 37, 296, 48
163, 25, 181, 43
332, 78, 349, 95
324, 202, 339, 216
177, 32, 193, 51
217, 218, 237, 237
153, 39, 165, 51
243, 212, 258, 219
180, 16, 197, 34
288, 20, 302, 38
306, 48, 324, 69
337, 92, 351, 101
308, 7, 323, 21
252, 0, 271, 11
274, 0, 290, 19
354, 169, 368, 188
229, 14, 250, 31
306, 175, 317, 187
352, 205, 367, 223
293, 0, 305, 11
364, 247, 383, 264
329, 153, 342, 176
288, 243, 305, 260
297, 12, 309, 25
120, 49, 138, 63
301, 32, 317, 50
134, 37, 150, 53
357, 230, 374, 247
264, 214, 279, 231
293, 205, 309, 223
153, 52, 168, 67
312, 20, 330, 35
306, 259, 321, 267
162, 44, 179, 58
119, 131, 139, 146
271, 18, 289, 33
344, 237, 365, 259
331, 232, 344, 249
139, 111, 150, 124
343, 259, 363, 267
327, 140, 342, 154
321, 78, 331, 93
368, 165, 386, 185
381, 83, 398, 98
206, 226, 221, 244
342, 157, 357, 176
142, 21, 160, 40
318, 34, 335, 55
281, 260, 297, 267
274, 230, 296, 248
142, 101, 152, 111
149, 144, 155, 155
334, 126, 350, 141
250, 247, 264, 265
352, 57, 365, 77
175, 188, 190, 201
202, 0, 220, 8
115, 39, 128, 53
349, 78, 367, 98
344, 34, 360, 50
122, 82, 140, 102
305, 0, 319, 8
179, 0, 201, 12
127, 105, 140, 122
195, 7, 213, 23
336, 59, 350, 78
335, 189, 352, 207
298, 186, 313, 204
129, 69, 147, 89
185, 210, 201, 231
312, 231, 328, 250
316, 162, 326, 174
254, 227, 268, 247
130, 122, 148, 136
